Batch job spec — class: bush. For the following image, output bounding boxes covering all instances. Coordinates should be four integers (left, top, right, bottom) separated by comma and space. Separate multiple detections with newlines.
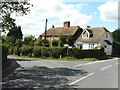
33, 46, 42, 57
41, 47, 50, 57
8, 47, 14, 55
52, 40, 59, 46
13, 46, 20, 56
112, 42, 120, 57
20, 46, 33, 57
50, 47, 62, 58
72, 47, 105, 59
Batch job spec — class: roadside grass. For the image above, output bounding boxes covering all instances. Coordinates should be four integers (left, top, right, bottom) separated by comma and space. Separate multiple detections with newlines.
8, 54, 115, 61
8, 54, 107, 61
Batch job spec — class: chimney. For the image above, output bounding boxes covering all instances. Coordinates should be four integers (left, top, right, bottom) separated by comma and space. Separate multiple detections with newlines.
87, 26, 90, 28
52, 25, 55, 28
64, 21, 70, 27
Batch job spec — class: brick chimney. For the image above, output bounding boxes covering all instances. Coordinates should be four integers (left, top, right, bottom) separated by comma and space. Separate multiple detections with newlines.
64, 21, 70, 27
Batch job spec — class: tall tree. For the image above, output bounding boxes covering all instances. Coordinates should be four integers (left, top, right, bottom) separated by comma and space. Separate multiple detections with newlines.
112, 29, 120, 43
24, 35, 35, 46
0, 1, 32, 33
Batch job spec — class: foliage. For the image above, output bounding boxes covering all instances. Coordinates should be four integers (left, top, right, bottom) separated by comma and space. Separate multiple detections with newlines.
50, 47, 63, 58
24, 35, 35, 46
112, 29, 120, 43
34, 37, 43, 46
42, 39, 50, 47
67, 34, 73, 46
15, 39, 23, 47
1, 1, 32, 33
59, 34, 67, 47
7, 25, 23, 39
52, 40, 59, 47
41, 47, 50, 57
72, 47, 105, 59
112, 41, 120, 57
13, 46, 20, 56
20, 45, 33, 57
33, 46, 42, 57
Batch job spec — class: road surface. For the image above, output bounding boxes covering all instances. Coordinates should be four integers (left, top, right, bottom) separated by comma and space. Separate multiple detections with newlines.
2, 56, 119, 89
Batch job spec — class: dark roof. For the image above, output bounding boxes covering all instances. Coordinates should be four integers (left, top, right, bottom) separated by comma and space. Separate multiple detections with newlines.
76, 27, 110, 43
104, 40, 112, 45
41, 26, 81, 36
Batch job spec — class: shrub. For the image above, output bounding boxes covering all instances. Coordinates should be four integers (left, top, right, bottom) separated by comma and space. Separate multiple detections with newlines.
52, 40, 59, 46
20, 46, 33, 57
41, 47, 50, 57
50, 47, 62, 58
72, 47, 105, 59
112, 42, 120, 57
13, 46, 20, 56
8, 47, 14, 55
33, 46, 42, 57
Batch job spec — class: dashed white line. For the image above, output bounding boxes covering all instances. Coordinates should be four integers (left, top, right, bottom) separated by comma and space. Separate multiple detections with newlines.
100, 65, 112, 71
74, 59, 113, 68
69, 73, 94, 85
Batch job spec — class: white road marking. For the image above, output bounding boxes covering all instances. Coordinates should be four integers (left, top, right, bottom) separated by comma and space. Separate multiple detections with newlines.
69, 73, 94, 85
74, 59, 112, 68
100, 65, 112, 71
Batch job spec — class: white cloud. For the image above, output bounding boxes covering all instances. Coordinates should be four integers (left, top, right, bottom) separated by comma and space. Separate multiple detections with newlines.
12, 0, 93, 38
98, 1, 118, 22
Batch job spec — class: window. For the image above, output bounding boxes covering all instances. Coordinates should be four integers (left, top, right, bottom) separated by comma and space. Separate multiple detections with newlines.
89, 44, 94, 49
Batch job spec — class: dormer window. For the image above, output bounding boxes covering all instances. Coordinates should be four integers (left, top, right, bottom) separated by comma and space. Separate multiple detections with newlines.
82, 29, 90, 38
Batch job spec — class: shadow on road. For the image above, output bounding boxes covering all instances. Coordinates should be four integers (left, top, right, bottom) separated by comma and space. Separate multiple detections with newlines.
2, 66, 88, 89
2, 59, 20, 78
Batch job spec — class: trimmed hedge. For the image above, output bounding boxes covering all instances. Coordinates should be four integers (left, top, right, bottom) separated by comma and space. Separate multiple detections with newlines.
50, 47, 63, 58
72, 47, 105, 59
33, 46, 42, 57
112, 42, 120, 57
20, 46, 33, 57
41, 47, 50, 57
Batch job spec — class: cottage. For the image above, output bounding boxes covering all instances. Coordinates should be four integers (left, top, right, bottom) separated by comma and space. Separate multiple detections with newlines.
40, 21, 83, 42
40, 21, 113, 55
74, 27, 113, 55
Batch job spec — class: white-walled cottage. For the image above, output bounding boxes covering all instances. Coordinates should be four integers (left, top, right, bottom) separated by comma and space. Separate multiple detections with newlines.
74, 27, 113, 55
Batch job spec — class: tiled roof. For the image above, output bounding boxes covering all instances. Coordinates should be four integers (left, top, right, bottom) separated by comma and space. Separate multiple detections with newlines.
41, 26, 81, 36
76, 27, 110, 43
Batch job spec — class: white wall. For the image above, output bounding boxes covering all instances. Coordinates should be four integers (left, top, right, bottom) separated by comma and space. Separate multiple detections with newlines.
99, 32, 113, 55
74, 42, 99, 49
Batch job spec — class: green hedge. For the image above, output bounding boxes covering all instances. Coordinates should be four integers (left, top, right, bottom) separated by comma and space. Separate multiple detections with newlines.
112, 42, 120, 57
20, 46, 33, 57
41, 47, 50, 57
72, 47, 105, 59
33, 46, 42, 57
50, 47, 64, 58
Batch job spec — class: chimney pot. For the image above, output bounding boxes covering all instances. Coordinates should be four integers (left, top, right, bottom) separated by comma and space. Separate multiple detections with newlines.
64, 21, 70, 27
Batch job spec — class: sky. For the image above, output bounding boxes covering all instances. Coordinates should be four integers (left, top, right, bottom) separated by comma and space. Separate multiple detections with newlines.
11, 0, 118, 38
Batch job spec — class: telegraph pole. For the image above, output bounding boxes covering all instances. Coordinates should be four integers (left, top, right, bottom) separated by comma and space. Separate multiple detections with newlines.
44, 19, 48, 44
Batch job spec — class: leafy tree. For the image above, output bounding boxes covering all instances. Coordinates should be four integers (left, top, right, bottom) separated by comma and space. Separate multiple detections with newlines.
0, 1, 32, 33
7, 25, 23, 39
24, 35, 35, 46
112, 29, 120, 43
67, 34, 73, 46
34, 37, 43, 46
59, 34, 67, 47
